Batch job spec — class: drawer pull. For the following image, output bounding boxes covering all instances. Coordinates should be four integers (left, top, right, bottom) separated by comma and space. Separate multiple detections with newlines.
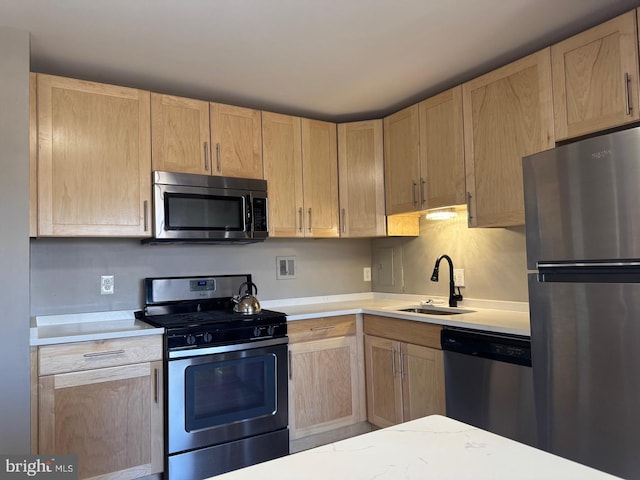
625, 73, 632, 116
83, 349, 125, 358
391, 347, 397, 377
310, 326, 335, 332
154, 368, 159, 404
288, 351, 293, 380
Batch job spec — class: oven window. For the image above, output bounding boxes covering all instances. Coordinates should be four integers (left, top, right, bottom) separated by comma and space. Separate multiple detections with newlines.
165, 193, 244, 231
184, 354, 277, 431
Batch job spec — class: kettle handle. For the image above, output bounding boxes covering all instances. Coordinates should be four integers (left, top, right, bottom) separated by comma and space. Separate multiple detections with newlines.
238, 281, 258, 296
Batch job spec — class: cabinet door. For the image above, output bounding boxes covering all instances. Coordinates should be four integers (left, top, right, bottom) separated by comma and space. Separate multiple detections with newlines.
364, 335, 403, 428
552, 11, 640, 140
288, 336, 360, 439
419, 86, 466, 210
384, 105, 420, 214
210, 102, 263, 179
401, 343, 446, 421
29, 73, 38, 237
37, 74, 151, 237
301, 118, 339, 237
38, 361, 163, 480
151, 93, 211, 175
262, 112, 304, 237
337, 120, 386, 237
463, 49, 554, 228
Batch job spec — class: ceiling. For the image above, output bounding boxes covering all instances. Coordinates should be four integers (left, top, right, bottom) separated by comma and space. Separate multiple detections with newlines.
1, 0, 640, 122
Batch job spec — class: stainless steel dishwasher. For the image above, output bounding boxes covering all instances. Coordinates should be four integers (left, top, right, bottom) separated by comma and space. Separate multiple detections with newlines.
441, 327, 537, 447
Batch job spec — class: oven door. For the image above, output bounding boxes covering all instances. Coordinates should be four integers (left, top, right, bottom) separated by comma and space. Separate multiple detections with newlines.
167, 338, 288, 455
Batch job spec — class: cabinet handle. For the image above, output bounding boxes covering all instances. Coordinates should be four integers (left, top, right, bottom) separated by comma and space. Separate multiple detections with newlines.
143, 200, 149, 232
154, 367, 159, 404
83, 349, 125, 358
420, 178, 426, 208
625, 73, 632, 116
466, 192, 473, 225
341, 208, 346, 234
308, 208, 312, 233
412, 181, 418, 207
298, 207, 303, 233
310, 325, 335, 331
399, 345, 405, 379
204, 142, 209, 171
216, 142, 222, 172
288, 351, 293, 380
391, 347, 397, 377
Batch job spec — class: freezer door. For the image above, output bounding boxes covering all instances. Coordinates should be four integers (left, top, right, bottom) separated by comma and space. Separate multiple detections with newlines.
523, 126, 640, 270
529, 273, 640, 479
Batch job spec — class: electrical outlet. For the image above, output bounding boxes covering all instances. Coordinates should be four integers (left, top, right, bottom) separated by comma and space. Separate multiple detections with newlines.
363, 267, 372, 282
453, 269, 465, 288
101, 275, 114, 295
276, 256, 297, 280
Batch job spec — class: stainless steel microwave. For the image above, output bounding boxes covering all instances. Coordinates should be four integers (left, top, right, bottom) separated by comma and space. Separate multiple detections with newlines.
145, 171, 268, 244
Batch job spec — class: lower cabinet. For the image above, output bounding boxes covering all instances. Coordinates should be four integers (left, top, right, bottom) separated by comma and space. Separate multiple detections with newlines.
35, 336, 163, 480
363, 315, 445, 428
287, 315, 366, 442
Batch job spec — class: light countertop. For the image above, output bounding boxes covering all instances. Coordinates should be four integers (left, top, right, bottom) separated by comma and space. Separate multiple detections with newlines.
263, 293, 530, 336
213, 415, 621, 480
30, 293, 529, 345
30, 310, 164, 346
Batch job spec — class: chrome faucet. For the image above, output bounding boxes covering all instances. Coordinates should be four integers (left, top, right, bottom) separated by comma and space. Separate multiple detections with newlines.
430, 254, 463, 307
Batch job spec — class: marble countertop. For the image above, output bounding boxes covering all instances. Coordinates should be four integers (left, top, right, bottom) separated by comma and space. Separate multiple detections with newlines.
213, 415, 621, 480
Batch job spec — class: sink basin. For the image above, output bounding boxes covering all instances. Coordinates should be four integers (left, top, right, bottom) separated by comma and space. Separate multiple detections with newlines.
398, 307, 474, 316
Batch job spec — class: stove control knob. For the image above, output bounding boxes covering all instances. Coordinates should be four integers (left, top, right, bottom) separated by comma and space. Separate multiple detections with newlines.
267, 325, 276, 336
253, 326, 262, 338
202, 332, 213, 343
186, 334, 197, 345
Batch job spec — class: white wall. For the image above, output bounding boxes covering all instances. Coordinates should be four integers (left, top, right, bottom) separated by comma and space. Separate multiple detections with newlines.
0, 26, 31, 452
30, 238, 373, 315
372, 215, 529, 303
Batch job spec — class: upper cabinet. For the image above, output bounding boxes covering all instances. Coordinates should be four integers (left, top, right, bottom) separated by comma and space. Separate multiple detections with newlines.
463, 49, 555, 228
151, 94, 263, 179
552, 11, 640, 141
418, 86, 466, 210
383, 105, 420, 215
151, 94, 210, 175
338, 120, 386, 237
210, 103, 263, 178
263, 112, 339, 238
37, 74, 151, 237
384, 88, 466, 216
29, 73, 37, 237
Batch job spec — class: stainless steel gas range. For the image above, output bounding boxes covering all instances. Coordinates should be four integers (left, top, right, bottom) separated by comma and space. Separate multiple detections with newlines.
135, 275, 289, 480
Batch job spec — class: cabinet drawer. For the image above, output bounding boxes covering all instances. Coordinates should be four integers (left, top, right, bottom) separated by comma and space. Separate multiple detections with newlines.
38, 335, 163, 376
363, 315, 441, 349
288, 315, 356, 343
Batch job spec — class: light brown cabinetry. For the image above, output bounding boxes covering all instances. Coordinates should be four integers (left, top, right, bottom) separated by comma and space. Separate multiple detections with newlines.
363, 315, 445, 428
36, 74, 152, 237
463, 49, 555, 228
337, 120, 386, 237
552, 10, 640, 140
262, 112, 339, 237
29, 72, 37, 237
287, 316, 365, 440
418, 86, 466, 209
384, 105, 420, 215
151, 94, 263, 179
36, 336, 163, 480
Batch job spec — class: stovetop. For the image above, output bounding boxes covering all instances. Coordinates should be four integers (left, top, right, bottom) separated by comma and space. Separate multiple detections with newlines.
138, 307, 287, 329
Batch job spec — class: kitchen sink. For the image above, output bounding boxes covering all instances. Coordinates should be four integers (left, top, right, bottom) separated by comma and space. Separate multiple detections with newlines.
398, 306, 474, 316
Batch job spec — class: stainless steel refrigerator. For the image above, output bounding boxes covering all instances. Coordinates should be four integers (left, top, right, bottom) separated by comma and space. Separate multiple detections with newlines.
523, 126, 640, 480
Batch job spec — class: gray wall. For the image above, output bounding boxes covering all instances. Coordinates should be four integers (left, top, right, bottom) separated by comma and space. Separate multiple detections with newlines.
0, 27, 30, 452
30, 238, 373, 315
372, 215, 529, 303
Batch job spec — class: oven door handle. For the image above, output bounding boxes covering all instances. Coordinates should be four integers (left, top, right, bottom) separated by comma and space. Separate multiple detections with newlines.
169, 336, 289, 359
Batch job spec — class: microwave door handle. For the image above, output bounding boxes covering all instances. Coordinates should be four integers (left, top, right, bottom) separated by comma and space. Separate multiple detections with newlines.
246, 195, 253, 234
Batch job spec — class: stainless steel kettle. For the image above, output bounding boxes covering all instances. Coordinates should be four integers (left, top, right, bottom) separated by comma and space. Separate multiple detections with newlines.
232, 281, 261, 314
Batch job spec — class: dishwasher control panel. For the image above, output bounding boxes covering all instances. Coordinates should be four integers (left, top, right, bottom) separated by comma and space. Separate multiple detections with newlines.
441, 327, 531, 366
